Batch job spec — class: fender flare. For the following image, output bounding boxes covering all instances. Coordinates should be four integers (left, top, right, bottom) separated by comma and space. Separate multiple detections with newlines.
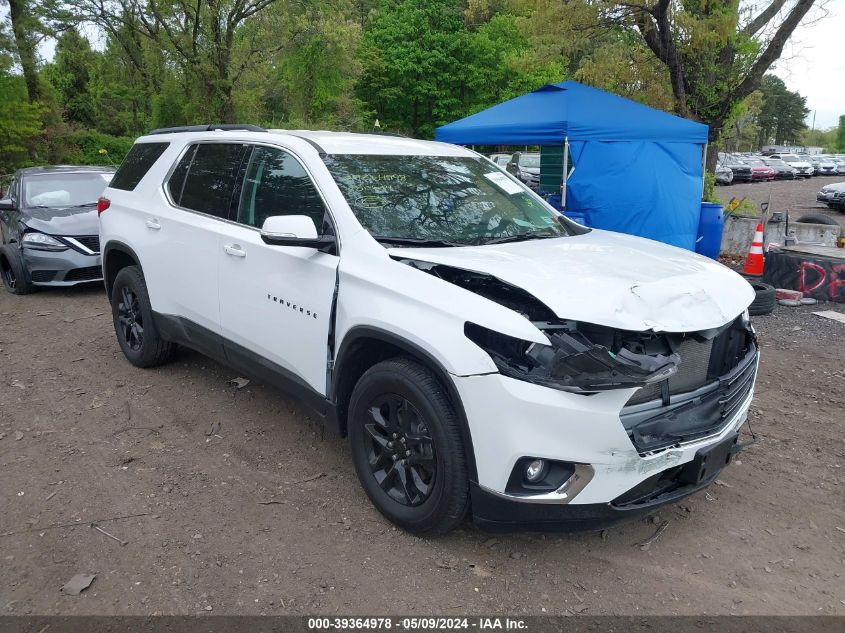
333, 325, 479, 483
102, 240, 142, 298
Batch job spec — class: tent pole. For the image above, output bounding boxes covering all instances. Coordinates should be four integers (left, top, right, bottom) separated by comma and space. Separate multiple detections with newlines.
701, 142, 708, 197
562, 137, 569, 211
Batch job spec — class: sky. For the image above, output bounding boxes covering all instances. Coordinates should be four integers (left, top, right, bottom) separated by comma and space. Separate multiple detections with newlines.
11, 1, 845, 131
769, 0, 845, 130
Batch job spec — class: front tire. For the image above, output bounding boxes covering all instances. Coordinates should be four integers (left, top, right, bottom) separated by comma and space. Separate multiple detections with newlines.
348, 358, 469, 536
0, 245, 36, 295
111, 265, 175, 368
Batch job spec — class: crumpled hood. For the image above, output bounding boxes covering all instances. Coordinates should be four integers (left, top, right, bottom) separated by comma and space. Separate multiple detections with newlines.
389, 229, 754, 332
24, 207, 99, 236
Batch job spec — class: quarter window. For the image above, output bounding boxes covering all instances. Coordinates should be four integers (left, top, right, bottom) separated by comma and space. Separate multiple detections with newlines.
170, 143, 246, 219
110, 142, 169, 191
237, 146, 327, 231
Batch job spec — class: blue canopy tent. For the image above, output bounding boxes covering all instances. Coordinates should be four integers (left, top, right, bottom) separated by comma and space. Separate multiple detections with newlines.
435, 81, 709, 250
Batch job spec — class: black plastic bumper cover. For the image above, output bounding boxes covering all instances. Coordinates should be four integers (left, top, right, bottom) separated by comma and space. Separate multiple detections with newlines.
470, 466, 724, 533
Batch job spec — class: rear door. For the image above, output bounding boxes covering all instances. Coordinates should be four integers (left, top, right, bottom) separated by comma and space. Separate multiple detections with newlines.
141, 141, 249, 337
218, 143, 339, 396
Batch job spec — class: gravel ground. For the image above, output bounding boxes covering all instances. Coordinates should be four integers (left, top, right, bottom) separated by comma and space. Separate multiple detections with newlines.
1, 285, 844, 616
716, 174, 845, 229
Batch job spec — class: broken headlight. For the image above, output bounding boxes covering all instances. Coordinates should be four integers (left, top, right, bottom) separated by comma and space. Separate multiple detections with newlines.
465, 322, 680, 393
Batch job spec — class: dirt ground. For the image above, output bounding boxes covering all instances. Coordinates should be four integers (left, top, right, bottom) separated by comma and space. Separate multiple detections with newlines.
716, 174, 845, 229
1, 283, 844, 617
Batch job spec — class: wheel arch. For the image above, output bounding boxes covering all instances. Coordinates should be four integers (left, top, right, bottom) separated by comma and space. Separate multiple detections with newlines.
331, 326, 478, 483
102, 241, 141, 299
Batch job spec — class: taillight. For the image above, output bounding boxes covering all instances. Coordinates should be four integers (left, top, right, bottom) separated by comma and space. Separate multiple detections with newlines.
97, 197, 110, 216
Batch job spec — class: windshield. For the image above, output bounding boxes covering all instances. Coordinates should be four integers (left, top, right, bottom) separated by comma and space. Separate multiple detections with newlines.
518, 154, 540, 168
779, 155, 799, 162
323, 155, 571, 246
765, 159, 786, 166
23, 172, 112, 208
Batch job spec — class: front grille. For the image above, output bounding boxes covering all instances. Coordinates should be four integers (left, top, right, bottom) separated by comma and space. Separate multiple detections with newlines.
64, 266, 102, 282
31, 270, 57, 282
627, 338, 713, 405
73, 235, 100, 252
620, 318, 756, 453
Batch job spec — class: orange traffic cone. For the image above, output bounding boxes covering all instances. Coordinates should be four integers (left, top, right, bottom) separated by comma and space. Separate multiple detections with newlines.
743, 223, 765, 276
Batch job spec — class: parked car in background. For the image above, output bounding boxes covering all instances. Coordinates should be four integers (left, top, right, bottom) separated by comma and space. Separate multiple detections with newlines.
742, 158, 775, 182
715, 164, 733, 185
0, 166, 114, 294
762, 158, 797, 180
817, 182, 845, 209
770, 154, 813, 178
811, 156, 838, 176
489, 153, 512, 168
833, 158, 845, 175
506, 152, 540, 190
719, 156, 752, 183
99, 126, 759, 534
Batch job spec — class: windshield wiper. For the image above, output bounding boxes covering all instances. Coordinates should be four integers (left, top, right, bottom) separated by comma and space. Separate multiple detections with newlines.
373, 236, 466, 248
480, 230, 561, 246
65, 203, 98, 208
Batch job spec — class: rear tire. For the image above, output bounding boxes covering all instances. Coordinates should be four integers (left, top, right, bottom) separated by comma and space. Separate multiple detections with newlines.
111, 265, 175, 367
348, 358, 469, 536
0, 245, 36, 295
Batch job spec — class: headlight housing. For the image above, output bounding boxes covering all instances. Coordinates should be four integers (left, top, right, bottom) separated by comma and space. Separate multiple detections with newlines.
465, 322, 680, 393
22, 232, 67, 251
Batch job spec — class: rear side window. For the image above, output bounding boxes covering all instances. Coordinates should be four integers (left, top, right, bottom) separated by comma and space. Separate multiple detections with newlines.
110, 142, 169, 191
169, 143, 246, 219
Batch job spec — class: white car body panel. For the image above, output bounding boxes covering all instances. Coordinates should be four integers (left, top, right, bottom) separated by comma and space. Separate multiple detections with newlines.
387, 231, 754, 333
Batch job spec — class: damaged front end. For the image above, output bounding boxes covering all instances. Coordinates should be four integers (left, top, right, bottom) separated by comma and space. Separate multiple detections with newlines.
398, 257, 758, 453
465, 321, 682, 392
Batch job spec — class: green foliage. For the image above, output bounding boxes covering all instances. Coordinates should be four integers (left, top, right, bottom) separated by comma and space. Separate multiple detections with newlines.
43, 28, 97, 127
35, 125, 134, 167
756, 75, 808, 146
0, 75, 43, 173
355, 0, 471, 137
702, 171, 717, 203
802, 126, 838, 153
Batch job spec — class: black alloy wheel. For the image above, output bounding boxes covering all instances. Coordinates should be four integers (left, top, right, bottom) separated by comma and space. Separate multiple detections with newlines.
348, 358, 469, 535
110, 265, 175, 368
363, 393, 436, 507
117, 286, 144, 351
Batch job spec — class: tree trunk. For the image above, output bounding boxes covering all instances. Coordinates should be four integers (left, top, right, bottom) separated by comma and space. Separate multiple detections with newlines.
705, 122, 723, 173
8, 0, 41, 103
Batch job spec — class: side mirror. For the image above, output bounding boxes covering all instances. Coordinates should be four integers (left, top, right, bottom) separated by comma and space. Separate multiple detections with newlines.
260, 215, 336, 253
0, 198, 14, 211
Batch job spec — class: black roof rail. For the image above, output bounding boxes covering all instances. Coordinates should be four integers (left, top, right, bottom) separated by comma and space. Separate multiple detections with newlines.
148, 124, 267, 135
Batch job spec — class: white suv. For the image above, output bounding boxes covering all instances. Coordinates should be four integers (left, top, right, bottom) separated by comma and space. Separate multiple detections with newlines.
99, 125, 758, 535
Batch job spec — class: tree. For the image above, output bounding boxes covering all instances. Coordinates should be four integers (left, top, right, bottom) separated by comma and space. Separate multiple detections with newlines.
756, 74, 807, 145
355, 0, 470, 137
539, 0, 820, 169
43, 28, 97, 126
67, 0, 286, 122
4, 0, 45, 102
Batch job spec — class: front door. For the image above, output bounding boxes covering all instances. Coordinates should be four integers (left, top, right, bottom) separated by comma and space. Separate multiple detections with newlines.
218, 144, 339, 396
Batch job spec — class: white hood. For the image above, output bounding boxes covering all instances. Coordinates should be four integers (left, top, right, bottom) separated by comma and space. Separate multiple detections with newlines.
390, 229, 754, 333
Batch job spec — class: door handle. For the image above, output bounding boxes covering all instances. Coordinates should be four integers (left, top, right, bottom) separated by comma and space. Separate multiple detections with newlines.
223, 244, 247, 258
145, 219, 161, 230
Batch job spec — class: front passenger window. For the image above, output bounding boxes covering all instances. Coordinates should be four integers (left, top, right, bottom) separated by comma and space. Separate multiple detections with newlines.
238, 146, 327, 232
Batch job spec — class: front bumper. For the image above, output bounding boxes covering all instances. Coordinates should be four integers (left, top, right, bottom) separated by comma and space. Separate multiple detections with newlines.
454, 349, 758, 532
21, 247, 102, 286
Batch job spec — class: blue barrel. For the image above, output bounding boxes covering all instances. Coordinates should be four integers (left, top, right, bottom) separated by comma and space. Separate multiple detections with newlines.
696, 202, 724, 259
